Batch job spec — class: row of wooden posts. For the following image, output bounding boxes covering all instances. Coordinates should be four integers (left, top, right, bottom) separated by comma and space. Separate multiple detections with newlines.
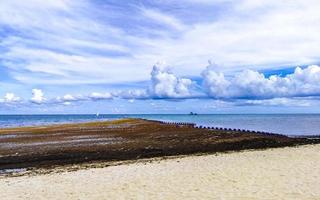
159, 121, 282, 137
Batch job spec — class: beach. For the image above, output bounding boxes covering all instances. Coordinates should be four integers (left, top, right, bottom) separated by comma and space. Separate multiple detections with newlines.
1, 118, 319, 199
1, 144, 319, 199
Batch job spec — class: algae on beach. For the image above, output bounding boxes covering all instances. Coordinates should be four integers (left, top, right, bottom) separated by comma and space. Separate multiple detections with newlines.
0, 118, 319, 172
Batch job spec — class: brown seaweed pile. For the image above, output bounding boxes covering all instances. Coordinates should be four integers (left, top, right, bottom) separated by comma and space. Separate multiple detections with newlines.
0, 118, 319, 170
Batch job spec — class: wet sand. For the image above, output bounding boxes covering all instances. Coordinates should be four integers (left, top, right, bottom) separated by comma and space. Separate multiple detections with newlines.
1, 144, 319, 199
0, 118, 319, 171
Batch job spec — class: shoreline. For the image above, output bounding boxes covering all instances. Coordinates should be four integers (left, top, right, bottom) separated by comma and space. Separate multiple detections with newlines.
0, 144, 314, 178
1, 144, 320, 199
1, 118, 319, 173
1, 116, 319, 138
1, 115, 320, 136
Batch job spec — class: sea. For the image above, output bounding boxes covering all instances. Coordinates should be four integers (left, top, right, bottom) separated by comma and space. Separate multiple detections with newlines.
0, 114, 319, 136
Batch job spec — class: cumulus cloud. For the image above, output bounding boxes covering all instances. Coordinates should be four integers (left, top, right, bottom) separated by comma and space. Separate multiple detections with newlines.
31, 89, 45, 104
115, 90, 148, 99
148, 62, 193, 98
0, 93, 21, 103
202, 64, 320, 99
55, 94, 82, 104
89, 92, 113, 100
62, 94, 77, 101
54, 92, 113, 105
201, 62, 231, 98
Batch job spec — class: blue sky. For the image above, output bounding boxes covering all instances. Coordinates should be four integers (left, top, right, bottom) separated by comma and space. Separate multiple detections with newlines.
1, 0, 320, 114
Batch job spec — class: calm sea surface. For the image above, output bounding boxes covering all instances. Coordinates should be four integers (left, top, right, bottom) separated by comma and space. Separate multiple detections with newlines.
0, 114, 319, 136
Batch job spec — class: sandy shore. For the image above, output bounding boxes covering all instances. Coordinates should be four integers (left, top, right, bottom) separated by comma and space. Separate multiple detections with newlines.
1, 144, 319, 200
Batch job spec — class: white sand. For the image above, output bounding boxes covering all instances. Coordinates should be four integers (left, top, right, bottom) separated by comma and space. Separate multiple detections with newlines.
1, 145, 320, 200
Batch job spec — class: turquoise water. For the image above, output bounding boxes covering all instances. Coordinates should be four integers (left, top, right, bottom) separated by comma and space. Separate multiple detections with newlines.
0, 114, 319, 136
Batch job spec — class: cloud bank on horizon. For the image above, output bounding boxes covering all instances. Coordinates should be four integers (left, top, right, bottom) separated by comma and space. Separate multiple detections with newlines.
2, 63, 320, 104
1, 0, 320, 113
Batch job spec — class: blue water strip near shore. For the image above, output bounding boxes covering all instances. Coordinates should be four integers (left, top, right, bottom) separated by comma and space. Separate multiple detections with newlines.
0, 114, 320, 136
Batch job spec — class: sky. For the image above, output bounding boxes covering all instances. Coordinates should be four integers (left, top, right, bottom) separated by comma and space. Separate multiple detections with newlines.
1, 0, 320, 114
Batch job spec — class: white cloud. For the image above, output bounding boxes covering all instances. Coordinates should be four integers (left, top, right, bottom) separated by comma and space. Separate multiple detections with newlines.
148, 62, 193, 98
55, 94, 87, 104
63, 102, 72, 106
62, 94, 77, 101
53, 92, 113, 105
201, 63, 231, 98
116, 90, 148, 99
31, 89, 45, 104
202, 64, 320, 99
0, 93, 21, 103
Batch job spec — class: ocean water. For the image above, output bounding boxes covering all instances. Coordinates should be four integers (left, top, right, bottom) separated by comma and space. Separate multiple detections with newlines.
0, 114, 319, 136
